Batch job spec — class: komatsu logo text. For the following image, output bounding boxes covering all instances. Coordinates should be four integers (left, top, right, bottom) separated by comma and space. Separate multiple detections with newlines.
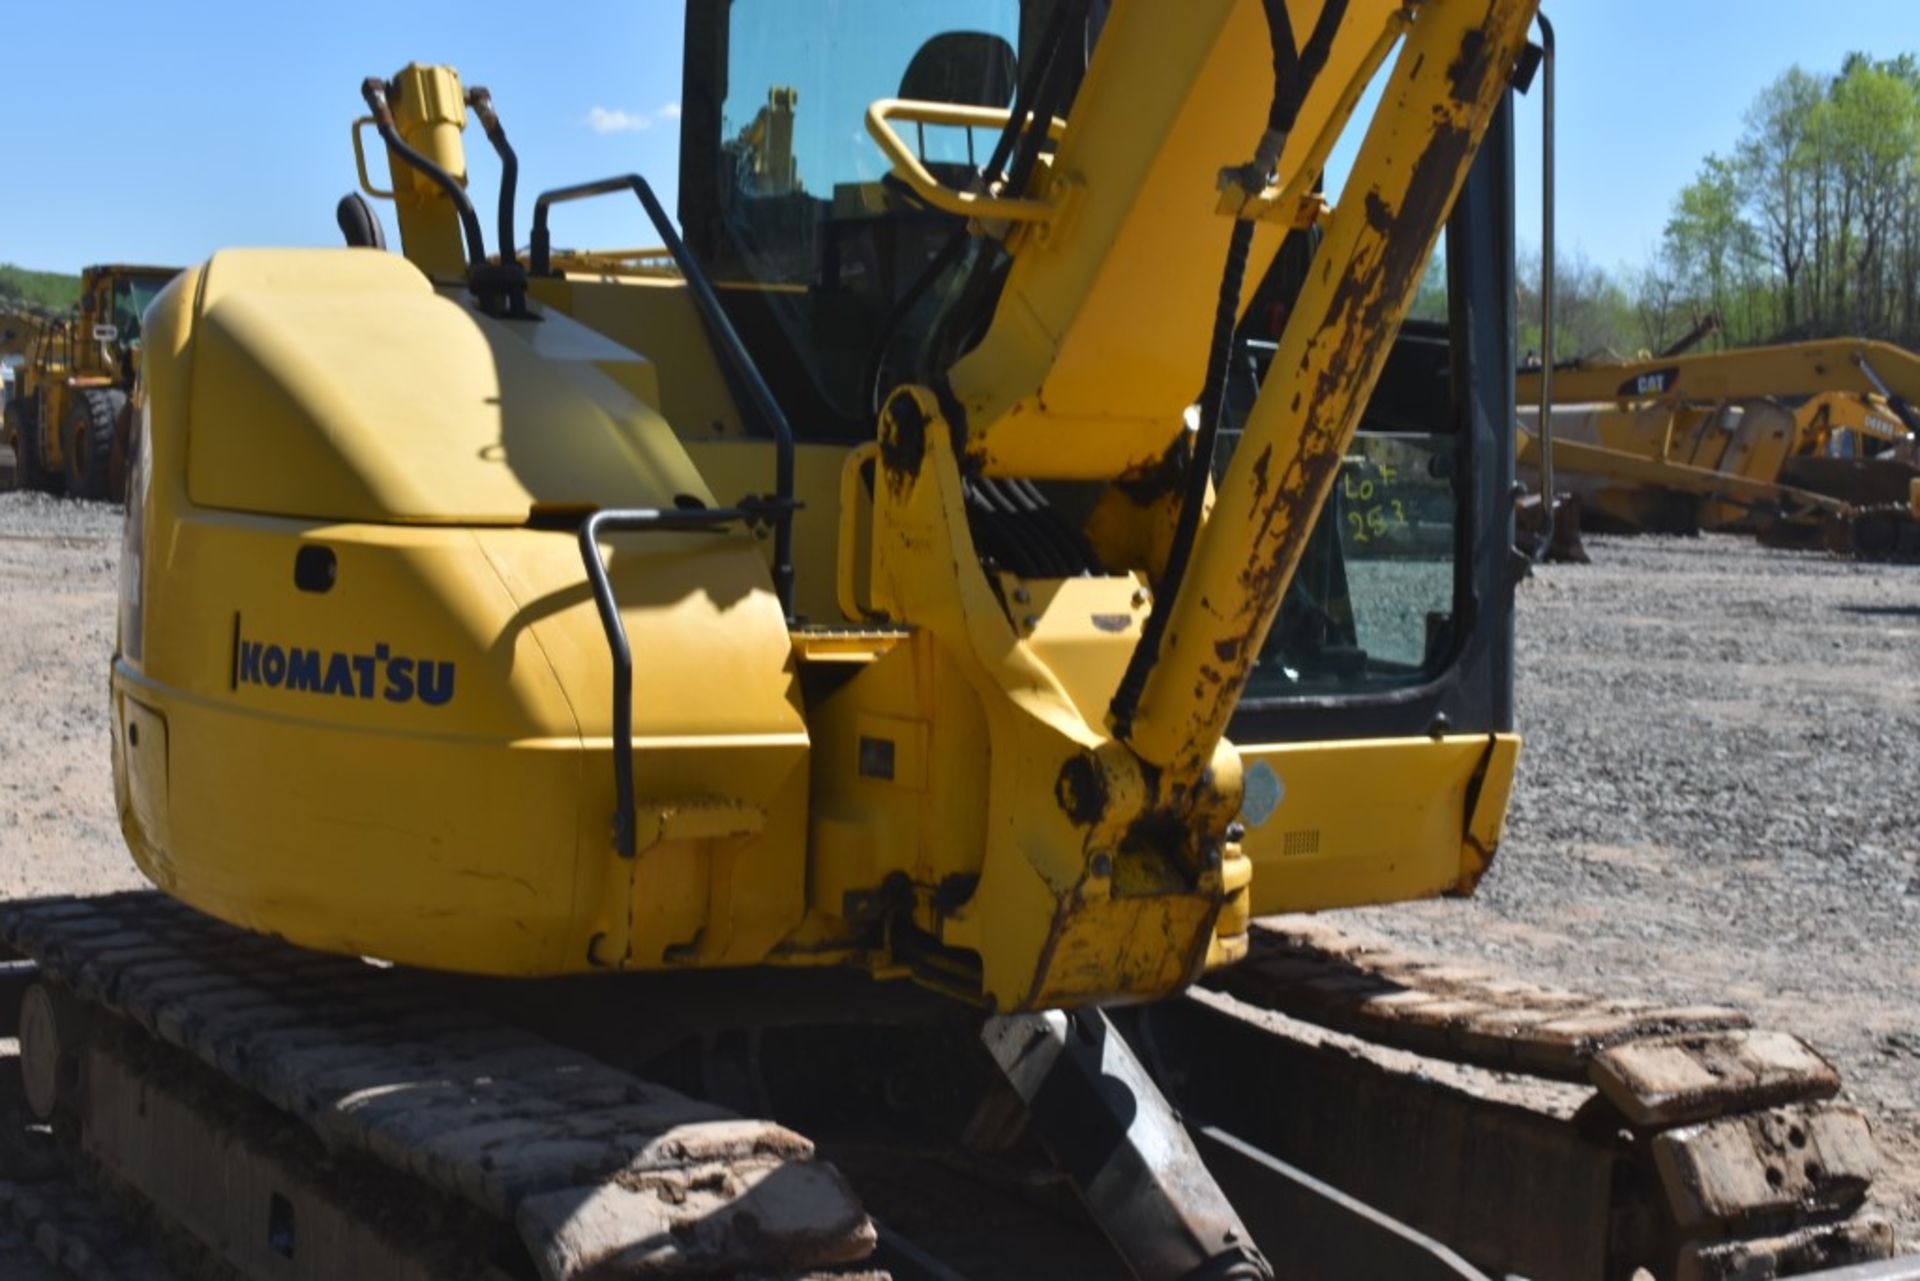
235, 638, 455, 706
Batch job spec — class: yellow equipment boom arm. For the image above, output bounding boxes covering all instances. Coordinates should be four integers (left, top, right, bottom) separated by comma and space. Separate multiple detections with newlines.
855, 0, 1535, 1002
1117, 0, 1533, 788
1523, 338, 1920, 424
891, 0, 1535, 797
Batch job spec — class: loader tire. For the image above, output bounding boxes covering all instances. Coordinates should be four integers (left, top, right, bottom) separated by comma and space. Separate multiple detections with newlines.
4, 396, 54, 492
61, 387, 124, 501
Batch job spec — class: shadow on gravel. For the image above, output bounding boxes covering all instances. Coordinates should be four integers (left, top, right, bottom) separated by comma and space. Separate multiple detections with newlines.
1838, 604, 1920, 619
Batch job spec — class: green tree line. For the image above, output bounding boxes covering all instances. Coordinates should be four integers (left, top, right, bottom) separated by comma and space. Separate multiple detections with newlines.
0, 263, 80, 312
1523, 52, 1920, 361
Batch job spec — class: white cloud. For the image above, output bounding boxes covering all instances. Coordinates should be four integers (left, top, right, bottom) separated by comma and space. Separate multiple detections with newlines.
584, 103, 681, 134
585, 106, 648, 134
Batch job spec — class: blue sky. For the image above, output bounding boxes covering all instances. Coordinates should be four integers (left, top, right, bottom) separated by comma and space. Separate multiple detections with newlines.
4, 2, 1920, 276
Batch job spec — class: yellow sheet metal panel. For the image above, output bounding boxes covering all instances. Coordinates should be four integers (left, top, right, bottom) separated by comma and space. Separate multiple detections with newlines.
116, 517, 808, 975
804, 632, 992, 927
515, 302, 665, 411
125, 669, 601, 974
1002, 574, 1151, 731
185, 249, 711, 524
128, 408, 807, 977
1237, 735, 1520, 916
1461, 733, 1519, 891
535, 275, 746, 443
135, 241, 814, 981
114, 695, 171, 862
1702, 403, 1797, 527
120, 512, 597, 972
684, 439, 851, 624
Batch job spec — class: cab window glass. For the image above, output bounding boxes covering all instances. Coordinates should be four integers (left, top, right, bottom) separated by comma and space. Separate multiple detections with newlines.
708, 0, 1023, 429
1226, 318, 1462, 701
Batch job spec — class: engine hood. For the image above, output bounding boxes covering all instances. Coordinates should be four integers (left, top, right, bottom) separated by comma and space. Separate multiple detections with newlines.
182, 248, 711, 524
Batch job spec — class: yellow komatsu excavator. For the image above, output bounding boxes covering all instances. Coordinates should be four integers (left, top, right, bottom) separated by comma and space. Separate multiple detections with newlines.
5, 3, 1912, 1279
1519, 339, 1920, 558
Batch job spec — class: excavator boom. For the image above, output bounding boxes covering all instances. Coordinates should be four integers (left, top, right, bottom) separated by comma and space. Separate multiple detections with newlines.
1117, 0, 1532, 784
1521, 336, 1920, 554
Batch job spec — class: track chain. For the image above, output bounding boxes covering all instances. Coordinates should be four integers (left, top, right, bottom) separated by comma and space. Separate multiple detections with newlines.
0, 893, 878, 1280
0, 1177, 183, 1281
1845, 502, 1920, 562
1221, 920, 1895, 1279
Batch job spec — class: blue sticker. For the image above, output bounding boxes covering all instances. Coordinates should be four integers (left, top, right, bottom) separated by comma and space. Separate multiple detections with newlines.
1240, 761, 1284, 829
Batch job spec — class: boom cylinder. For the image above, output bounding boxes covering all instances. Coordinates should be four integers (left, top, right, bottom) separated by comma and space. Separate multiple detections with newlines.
1119, 0, 1538, 787
383, 63, 474, 280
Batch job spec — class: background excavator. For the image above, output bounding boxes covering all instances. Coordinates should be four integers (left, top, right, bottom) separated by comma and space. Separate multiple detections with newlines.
1, 263, 181, 499
1518, 338, 1920, 559
5, 2, 1916, 1279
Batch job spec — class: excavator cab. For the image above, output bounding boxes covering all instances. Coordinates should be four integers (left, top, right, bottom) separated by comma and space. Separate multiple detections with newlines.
681, 3, 1032, 434
76, 265, 175, 373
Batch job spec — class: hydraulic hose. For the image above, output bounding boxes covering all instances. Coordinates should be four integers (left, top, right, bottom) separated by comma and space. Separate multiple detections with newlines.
465, 87, 517, 263
1110, 0, 1348, 739
531, 175, 797, 616
864, 0, 1085, 418
361, 77, 488, 270
1003, 2, 1087, 204
1273, 0, 1350, 133
926, 0, 1090, 382
992, 0, 1083, 193
1110, 221, 1255, 738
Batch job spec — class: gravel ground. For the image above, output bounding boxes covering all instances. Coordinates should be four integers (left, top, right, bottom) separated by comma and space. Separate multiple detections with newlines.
1344, 532, 1920, 1246
0, 491, 1915, 1252
0, 494, 142, 901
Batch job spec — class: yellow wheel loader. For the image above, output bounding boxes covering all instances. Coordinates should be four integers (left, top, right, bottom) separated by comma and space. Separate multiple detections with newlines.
2, 263, 179, 499
4, 3, 1912, 1278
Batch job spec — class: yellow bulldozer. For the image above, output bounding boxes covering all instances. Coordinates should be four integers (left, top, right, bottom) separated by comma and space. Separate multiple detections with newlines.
5, 3, 1913, 1279
1518, 339, 1920, 558
1, 263, 180, 499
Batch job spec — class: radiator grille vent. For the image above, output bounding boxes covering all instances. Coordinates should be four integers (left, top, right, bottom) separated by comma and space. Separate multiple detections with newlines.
1282, 829, 1322, 858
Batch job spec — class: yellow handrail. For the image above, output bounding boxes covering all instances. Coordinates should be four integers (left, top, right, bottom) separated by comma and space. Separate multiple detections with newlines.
863, 98, 1063, 224
351, 117, 396, 200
